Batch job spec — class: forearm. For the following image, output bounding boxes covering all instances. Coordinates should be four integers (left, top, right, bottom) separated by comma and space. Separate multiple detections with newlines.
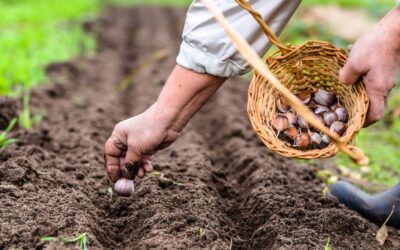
151, 65, 225, 133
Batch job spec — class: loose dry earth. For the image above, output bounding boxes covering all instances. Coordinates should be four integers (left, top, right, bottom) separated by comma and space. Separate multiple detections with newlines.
1, 6, 399, 250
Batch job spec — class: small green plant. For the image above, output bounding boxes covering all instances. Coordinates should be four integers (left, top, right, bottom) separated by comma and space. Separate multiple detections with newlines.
107, 186, 113, 199
18, 93, 43, 130
149, 171, 184, 186
324, 238, 333, 250
0, 118, 17, 149
41, 233, 88, 250
197, 228, 206, 238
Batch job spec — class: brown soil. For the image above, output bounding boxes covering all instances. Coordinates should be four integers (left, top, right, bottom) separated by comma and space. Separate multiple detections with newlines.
1, 6, 399, 250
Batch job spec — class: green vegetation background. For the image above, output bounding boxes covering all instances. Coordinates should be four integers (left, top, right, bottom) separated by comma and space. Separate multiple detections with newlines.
1, 0, 398, 187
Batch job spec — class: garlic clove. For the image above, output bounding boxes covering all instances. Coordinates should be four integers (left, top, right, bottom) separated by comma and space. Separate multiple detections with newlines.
283, 112, 297, 126
315, 89, 337, 107
321, 134, 331, 145
296, 91, 312, 105
330, 121, 346, 135
283, 127, 298, 141
276, 96, 291, 113
307, 100, 318, 110
294, 132, 311, 149
323, 111, 338, 126
314, 105, 330, 115
114, 178, 135, 196
335, 107, 348, 122
272, 114, 289, 132
310, 132, 322, 148
297, 115, 308, 129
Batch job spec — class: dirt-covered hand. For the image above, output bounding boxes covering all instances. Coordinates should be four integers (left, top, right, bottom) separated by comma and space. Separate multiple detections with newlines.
104, 106, 180, 182
339, 7, 400, 127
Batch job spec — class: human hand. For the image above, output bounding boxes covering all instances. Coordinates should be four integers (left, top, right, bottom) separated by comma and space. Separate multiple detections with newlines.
104, 65, 224, 193
104, 105, 180, 182
339, 7, 400, 127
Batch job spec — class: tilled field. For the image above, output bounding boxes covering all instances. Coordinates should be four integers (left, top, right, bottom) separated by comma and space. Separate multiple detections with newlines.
1, 6, 399, 250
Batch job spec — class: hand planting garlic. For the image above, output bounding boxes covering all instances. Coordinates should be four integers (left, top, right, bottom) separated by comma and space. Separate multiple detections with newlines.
113, 162, 141, 196
273, 90, 349, 150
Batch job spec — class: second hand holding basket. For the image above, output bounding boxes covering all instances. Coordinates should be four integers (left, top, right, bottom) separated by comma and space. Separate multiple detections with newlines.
202, 0, 369, 165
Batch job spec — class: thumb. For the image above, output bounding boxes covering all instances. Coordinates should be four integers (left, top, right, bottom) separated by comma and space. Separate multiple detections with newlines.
339, 57, 366, 85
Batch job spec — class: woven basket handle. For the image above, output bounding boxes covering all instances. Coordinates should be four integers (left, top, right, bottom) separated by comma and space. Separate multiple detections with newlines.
201, 0, 369, 165
235, 0, 290, 53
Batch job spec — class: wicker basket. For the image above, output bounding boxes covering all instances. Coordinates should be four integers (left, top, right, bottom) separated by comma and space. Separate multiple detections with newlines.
237, 0, 369, 159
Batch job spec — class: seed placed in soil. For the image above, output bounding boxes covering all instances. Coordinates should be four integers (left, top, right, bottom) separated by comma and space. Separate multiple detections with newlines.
114, 178, 135, 196
273, 89, 349, 150
272, 114, 289, 132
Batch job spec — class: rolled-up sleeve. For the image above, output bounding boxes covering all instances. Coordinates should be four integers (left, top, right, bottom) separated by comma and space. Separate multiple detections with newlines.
176, 0, 301, 78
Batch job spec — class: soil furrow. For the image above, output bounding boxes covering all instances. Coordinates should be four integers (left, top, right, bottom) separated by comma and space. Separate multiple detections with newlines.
1, 6, 400, 250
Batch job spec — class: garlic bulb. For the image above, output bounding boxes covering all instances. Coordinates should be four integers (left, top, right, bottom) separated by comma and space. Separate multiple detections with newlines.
114, 178, 135, 196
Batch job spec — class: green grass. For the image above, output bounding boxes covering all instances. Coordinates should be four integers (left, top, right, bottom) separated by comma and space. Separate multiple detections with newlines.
108, 0, 191, 6
41, 233, 88, 250
0, 0, 101, 96
335, 86, 400, 187
0, 118, 17, 149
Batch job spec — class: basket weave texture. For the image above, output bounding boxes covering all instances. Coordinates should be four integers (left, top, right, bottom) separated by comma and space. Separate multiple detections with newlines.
248, 41, 369, 159
239, 1, 370, 159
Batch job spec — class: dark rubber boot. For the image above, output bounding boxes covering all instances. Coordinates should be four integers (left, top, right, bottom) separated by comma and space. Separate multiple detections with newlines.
329, 181, 400, 229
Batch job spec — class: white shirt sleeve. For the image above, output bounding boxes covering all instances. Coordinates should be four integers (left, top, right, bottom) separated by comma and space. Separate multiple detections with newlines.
176, 0, 301, 78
